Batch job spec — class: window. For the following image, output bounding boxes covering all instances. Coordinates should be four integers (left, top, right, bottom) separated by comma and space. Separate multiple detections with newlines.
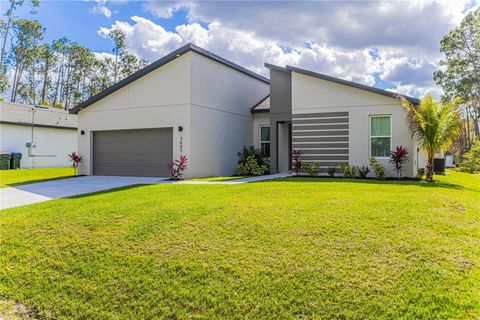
370, 116, 391, 158
260, 126, 270, 157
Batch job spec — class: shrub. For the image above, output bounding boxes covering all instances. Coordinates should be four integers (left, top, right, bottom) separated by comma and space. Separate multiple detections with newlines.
67, 152, 83, 176
369, 157, 386, 180
54, 102, 63, 109
302, 162, 320, 176
40, 100, 50, 107
237, 146, 266, 165
169, 155, 188, 180
389, 146, 409, 179
458, 141, 480, 173
357, 165, 370, 178
339, 163, 358, 178
328, 166, 336, 177
292, 150, 303, 176
236, 155, 268, 176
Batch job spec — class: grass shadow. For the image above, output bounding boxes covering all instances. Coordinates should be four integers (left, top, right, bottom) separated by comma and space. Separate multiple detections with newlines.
3, 175, 78, 188
64, 183, 152, 199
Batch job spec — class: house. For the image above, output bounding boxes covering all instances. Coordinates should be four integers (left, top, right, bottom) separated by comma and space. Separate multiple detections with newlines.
72, 44, 423, 178
0, 101, 78, 168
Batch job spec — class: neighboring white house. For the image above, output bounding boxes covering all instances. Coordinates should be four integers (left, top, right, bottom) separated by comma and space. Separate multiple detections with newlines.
71, 44, 424, 178
0, 101, 78, 168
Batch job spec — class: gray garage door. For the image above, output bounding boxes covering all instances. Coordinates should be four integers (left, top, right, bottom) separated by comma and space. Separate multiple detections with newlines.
93, 128, 173, 177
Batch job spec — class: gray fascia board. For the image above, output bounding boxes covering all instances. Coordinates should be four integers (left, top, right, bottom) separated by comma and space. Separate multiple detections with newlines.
264, 63, 291, 73
71, 43, 269, 114
0, 120, 77, 130
250, 95, 270, 113
286, 65, 420, 105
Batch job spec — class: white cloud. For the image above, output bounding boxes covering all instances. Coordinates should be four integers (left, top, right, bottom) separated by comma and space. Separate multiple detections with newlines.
92, 0, 112, 18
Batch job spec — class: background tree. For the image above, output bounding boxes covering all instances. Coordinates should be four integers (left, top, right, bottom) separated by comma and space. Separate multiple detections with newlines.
434, 7, 480, 146
400, 95, 462, 182
109, 29, 126, 83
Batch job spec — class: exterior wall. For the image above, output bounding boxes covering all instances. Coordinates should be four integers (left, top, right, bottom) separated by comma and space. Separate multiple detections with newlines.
269, 69, 292, 173
188, 53, 269, 177
291, 72, 417, 177
77, 53, 191, 176
0, 123, 77, 168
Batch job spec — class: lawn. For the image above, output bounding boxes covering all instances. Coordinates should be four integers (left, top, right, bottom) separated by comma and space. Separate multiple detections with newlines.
0, 168, 74, 188
0, 171, 479, 319
188, 175, 249, 182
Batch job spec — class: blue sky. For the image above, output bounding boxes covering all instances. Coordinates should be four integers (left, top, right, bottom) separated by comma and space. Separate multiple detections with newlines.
4, 0, 479, 98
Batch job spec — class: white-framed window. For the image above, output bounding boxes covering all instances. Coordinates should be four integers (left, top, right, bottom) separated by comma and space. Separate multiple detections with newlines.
260, 126, 270, 157
370, 115, 391, 158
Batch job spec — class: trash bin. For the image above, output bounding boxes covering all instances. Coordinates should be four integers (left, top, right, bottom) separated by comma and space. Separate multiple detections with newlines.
433, 158, 445, 174
10, 152, 22, 169
0, 153, 11, 170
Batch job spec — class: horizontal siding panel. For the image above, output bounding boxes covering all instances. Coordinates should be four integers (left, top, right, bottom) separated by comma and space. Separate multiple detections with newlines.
292, 124, 349, 131
293, 117, 349, 124
292, 136, 349, 143
293, 112, 349, 119
299, 155, 349, 161
297, 160, 348, 166
292, 142, 349, 149
293, 130, 348, 137
296, 149, 349, 155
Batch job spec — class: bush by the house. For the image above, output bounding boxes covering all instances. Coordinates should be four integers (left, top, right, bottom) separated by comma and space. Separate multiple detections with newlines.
369, 157, 386, 180
328, 166, 336, 177
236, 155, 268, 176
292, 150, 303, 176
339, 163, 358, 178
302, 162, 320, 176
169, 155, 188, 180
389, 146, 409, 179
458, 141, 480, 173
357, 165, 370, 178
67, 152, 83, 176
237, 146, 267, 166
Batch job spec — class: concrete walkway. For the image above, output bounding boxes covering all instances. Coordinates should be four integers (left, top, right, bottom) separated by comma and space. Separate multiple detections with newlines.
1, 173, 290, 210
1, 176, 168, 210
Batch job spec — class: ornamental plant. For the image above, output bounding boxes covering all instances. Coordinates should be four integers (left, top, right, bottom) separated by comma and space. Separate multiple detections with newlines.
67, 152, 83, 176
369, 157, 386, 180
169, 155, 188, 180
301, 162, 320, 176
339, 163, 358, 178
458, 141, 480, 173
328, 166, 336, 177
292, 150, 303, 176
389, 146, 409, 179
357, 165, 371, 178
236, 155, 268, 176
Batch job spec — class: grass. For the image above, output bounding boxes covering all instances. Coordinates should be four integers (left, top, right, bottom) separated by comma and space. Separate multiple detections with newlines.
188, 176, 250, 182
0, 168, 74, 188
0, 171, 479, 319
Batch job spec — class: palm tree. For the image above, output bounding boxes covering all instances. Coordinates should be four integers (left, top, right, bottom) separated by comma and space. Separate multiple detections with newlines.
400, 94, 462, 182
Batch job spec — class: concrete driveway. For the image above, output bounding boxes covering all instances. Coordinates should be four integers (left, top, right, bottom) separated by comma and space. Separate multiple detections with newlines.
0, 176, 168, 210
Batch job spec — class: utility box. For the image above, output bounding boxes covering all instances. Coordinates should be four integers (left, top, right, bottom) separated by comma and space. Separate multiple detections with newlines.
0, 153, 11, 170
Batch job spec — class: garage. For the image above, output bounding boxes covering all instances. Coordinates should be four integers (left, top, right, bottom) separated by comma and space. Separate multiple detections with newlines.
93, 128, 173, 177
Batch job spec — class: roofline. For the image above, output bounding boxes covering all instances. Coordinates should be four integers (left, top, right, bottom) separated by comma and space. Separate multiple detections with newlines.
264, 63, 290, 73
71, 43, 270, 114
285, 65, 420, 104
250, 95, 270, 113
0, 120, 77, 130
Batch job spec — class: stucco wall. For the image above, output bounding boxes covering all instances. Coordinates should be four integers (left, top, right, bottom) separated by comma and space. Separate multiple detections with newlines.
252, 112, 270, 149
187, 53, 269, 177
0, 124, 77, 168
77, 53, 191, 176
291, 72, 417, 177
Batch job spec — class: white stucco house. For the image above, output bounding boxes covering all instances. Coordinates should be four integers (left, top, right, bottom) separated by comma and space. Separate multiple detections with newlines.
71, 43, 424, 178
0, 101, 78, 168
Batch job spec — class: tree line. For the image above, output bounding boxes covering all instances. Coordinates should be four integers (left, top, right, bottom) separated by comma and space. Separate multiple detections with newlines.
0, 0, 148, 109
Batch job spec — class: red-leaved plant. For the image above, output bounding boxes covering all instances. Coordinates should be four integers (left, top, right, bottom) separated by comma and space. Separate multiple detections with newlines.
168, 155, 188, 180
389, 146, 408, 179
68, 152, 83, 176
292, 150, 303, 176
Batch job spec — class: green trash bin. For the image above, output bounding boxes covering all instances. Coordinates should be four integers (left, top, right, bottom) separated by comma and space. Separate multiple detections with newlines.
0, 153, 11, 170
10, 152, 22, 169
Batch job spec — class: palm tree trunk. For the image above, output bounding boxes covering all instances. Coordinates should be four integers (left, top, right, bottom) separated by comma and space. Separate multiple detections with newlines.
425, 156, 434, 182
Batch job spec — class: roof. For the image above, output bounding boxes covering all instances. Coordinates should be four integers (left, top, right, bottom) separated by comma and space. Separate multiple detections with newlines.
251, 95, 270, 113
0, 101, 78, 129
264, 63, 420, 104
71, 43, 270, 114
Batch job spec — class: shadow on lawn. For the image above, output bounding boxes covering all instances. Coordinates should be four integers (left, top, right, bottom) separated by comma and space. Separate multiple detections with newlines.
65, 184, 150, 199
4, 175, 77, 188
266, 176, 467, 191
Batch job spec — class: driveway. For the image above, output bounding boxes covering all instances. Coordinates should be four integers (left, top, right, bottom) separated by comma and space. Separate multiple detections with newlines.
0, 176, 168, 210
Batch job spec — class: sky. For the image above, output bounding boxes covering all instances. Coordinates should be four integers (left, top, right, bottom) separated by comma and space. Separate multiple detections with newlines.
4, 0, 480, 98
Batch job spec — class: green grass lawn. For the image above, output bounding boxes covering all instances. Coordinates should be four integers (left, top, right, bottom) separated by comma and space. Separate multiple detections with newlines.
0, 168, 74, 188
1, 171, 479, 319
188, 176, 250, 182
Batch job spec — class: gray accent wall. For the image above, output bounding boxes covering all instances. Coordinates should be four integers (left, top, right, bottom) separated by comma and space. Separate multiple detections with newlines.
292, 111, 349, 168
269, 68, 292, 173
